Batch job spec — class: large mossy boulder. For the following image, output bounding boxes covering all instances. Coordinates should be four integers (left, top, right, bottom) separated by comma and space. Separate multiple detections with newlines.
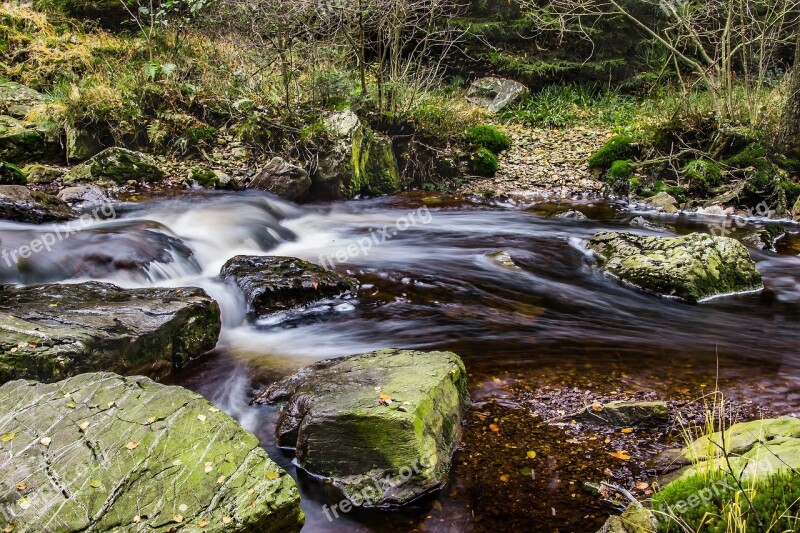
311, 110, 401, 200
65, 147, 164, 185
220, 255, 358, 316
247, 157, 312, 201
588, 232, 763, 302
0, 185, 74, 223
0, 282, 221, 384
252, 349, 469, 507
0, 115, 61, 165
0, 162, 26, 185
0, 372, 304, 532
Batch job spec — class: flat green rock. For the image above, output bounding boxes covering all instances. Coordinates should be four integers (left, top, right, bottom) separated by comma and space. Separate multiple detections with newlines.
253, 349, 468, 507
588, 232, 763, 302
0, 372, 304, 532
65, 147, 164, 185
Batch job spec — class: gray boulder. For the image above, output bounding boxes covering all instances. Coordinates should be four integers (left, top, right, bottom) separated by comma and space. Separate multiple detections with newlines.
0, 282, 221, 384
252, 349, 469, 507
0, 115, 61, 165
588, 232, 763, 302
311, 110, 400, 200
0, 372, 304, 532
57, 184, 112, 209
0, 185, 74, 223
220, 255, 358, 316
66, 125, 103, 162
0, 82, 46, 120
65, 147, 164, 185
248, 157, 311, 201
467, 77, 529, 112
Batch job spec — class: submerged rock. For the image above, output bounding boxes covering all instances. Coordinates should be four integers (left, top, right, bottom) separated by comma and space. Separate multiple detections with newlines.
248, 157, 311, 201
311, 110, 400, 200
645, 192, 678, 213
0, 185, 74, 223
0, 372, 304, 532
0, 282, 221, 384
467, 77, 528, 112
588, 232, 763, 302
220, 255, 358, 316
57, 184, 112, 208
555, 209, 588, 220
567, 400, 668, 428
65, 147, 164, 185
252, 349, 468, 507
488, 250, 519, 269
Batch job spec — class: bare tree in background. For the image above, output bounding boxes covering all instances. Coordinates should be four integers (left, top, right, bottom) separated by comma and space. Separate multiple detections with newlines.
520, 0, 800, 127
779, 34, 800, 155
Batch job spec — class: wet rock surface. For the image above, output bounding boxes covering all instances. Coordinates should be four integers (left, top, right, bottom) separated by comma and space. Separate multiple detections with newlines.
252, 349, 469, 507
0, 282, 221, 384
247, 157, 311, 201
588, 232, 763, 302
0, 372, 304, 532
220, 255, 358, 316
566, 401, 669, 428
65, 147, 164, 185
0, 185, 74, 223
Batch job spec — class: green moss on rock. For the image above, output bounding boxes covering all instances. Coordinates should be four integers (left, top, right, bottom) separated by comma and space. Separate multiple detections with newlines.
588, 135, 638, 170
0, 161, 26, 185
471, 147, 499, 176
65, 147, 164, 185
588, 232, 763, 302
253, 349, 469, 507
0, 372, 304, 532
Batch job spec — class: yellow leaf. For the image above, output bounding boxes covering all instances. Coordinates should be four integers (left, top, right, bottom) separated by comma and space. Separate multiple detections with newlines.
636, 481, 650, 490
15, 483, 26, 491
1, 432, 16, 442
123, 441, 139, 450
377, 394, 392, 406
173, 515, 183, 523
489, 424, 500, 432
40, 437, 51, 446
107, 401, 116, 408
145, 416, 157, 424
499, 474, 510, 482
78, 422, 89, 431
133, 516, 141, 524
526, 450, 537, 459
197, 415, 207, 423
65, 403, 76, 409
265, 471, 280, 480
208, 407, 219, 413
621, 428, 633, 434
217, 475, 226, 484
17, 498, 30, 510
89, 480, 101, 488
610, 451, 631, 460
197, 519, 209, 527
247, 488, 254, 495
591, 403, 603, 412
3, 524, 15, 532
222, 516, 232, 524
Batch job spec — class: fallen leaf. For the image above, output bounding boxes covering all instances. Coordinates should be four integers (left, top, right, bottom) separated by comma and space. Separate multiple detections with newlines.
197, 415, 207, 423
78, 422, 89, 431
178, 504, 188, 513
123, 441, 139, 450
591, 403, 603, 412
216, 475, 226, 484
377, 394, 392, 406
527, 450, 537, 459
247, 488, 254, 495
610, 451, 631, 460
89, 480, 101, 488
133, 516, 141, 524
65, 403, 76, 409
520, 466, 533, 476
265, 471, 280, 480
3, 524, 15, 532
173, 515, 183, 523
172, 459, 182, 466
197, 519, 209, 527
204, 462, 213, 473
222, 516, 232, 524
489, 424, 500, 432
499, 474, 510, 482
9, 348, 16, 353
145, 416, 157, 424
107, 401, 116, 408
1, 432, 16, 442
621, 428, 633, 434
636, 481, 649, 490
16, 483, 26, 491
40, 437, 51, 446
208, 407, 219, 413
311, 281, 319, 290
17, 498, 30, 510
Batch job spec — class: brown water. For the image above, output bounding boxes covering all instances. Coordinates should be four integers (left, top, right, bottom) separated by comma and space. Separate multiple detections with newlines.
1, 191, 799, 531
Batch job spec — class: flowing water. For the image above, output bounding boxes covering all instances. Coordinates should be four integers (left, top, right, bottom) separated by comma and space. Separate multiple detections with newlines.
2, 191, 800, 531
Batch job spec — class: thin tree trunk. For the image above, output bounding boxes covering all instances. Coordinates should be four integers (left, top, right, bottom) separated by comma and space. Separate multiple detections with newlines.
779, 33, 800, 155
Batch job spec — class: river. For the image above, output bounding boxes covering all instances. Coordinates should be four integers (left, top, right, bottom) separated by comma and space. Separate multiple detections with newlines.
1, 191, 799, 531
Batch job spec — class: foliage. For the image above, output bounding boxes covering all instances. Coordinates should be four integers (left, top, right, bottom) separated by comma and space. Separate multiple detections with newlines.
603, 159, 634, 195
471, 147, 499, 176
588, 135, 638, 170
684, 159, 723, 196
466, 124, 511, 155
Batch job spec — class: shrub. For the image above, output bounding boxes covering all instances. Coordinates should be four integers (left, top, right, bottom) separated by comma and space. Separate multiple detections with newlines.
781, 179, 800, 208
466, 124, 511, 155
471, 147, 499, 176
0, 161, 26, 185
588, 135, 638, 170
684, 159, 723, 196
726, 143, 769, 170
